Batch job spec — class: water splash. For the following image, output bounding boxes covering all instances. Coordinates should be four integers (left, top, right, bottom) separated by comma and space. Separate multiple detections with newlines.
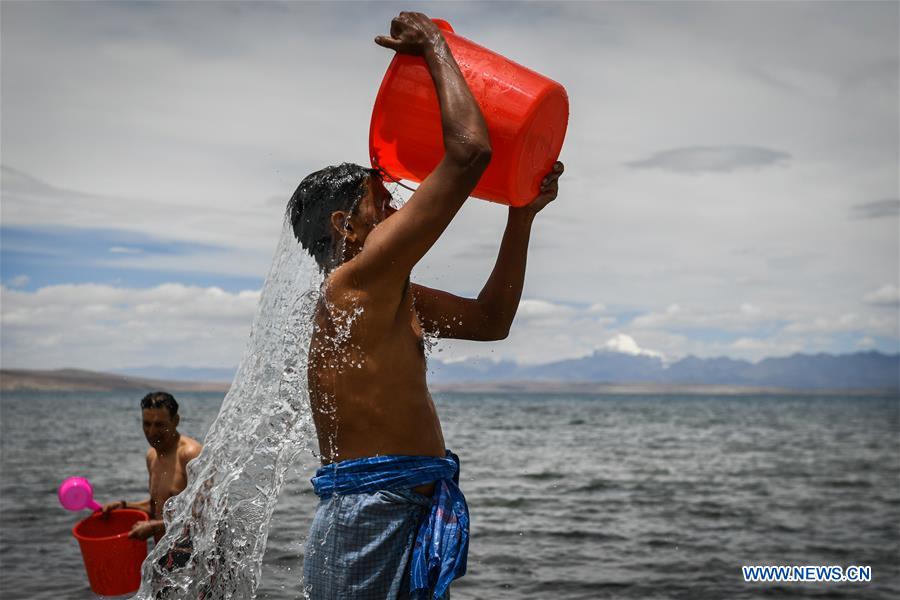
133, 218, 323, 599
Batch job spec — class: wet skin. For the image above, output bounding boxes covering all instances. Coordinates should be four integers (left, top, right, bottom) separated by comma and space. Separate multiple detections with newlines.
308, 164, 563, 498
103, 408, 202, 541
307, 11, 564, 496
308, 178, 445, 494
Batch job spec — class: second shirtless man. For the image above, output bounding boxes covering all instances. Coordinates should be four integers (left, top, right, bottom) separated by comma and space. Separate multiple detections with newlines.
103, 391, 202, 545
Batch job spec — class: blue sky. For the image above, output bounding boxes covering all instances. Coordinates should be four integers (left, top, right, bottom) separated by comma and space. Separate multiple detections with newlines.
1, 225, 262, 292
1, 1, 898, 371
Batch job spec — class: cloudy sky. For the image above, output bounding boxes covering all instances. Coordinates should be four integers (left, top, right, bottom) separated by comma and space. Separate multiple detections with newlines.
2, 1, 898, 372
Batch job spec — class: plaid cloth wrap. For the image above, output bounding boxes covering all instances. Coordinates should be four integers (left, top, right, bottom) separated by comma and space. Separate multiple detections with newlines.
311, 450, 469, 599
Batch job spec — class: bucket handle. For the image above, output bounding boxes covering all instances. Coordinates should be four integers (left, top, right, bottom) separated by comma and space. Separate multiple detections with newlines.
371, 155, 418, 193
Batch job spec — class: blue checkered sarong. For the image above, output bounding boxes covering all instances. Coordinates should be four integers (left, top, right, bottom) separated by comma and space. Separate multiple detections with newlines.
305, 451, 468, 600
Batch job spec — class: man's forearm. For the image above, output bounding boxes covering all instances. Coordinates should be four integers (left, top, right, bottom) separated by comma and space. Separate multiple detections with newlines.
123, 498, 152, 513
149, 519, 165, 536
477, 208, 534, 337
423, 37, 491, 164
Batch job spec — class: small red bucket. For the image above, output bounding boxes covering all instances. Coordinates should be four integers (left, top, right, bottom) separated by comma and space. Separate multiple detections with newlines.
72, 509, 149, 596
370, 19, 569, 207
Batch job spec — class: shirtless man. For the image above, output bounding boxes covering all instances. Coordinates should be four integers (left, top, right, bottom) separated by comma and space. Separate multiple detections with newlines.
102, 391, 202, 543
291, 12, 563, 599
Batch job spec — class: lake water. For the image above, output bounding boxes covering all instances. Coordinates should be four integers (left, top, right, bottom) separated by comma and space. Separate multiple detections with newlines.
1, 391, 898, 599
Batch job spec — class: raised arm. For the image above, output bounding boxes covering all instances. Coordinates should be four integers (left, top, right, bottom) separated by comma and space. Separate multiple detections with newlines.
348, 12, 491, 299
414, 162, 564, 340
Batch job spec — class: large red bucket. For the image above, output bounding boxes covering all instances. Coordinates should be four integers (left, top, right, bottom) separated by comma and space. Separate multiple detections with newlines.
370, 19, 569, 207
72, 509, 149, 596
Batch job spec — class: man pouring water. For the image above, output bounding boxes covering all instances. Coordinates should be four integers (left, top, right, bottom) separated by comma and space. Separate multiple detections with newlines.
290, 12, 564, 599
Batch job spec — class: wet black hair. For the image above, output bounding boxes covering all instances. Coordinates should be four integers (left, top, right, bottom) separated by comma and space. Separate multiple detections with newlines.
287, 163, 378, 271
140, 391, 179, 418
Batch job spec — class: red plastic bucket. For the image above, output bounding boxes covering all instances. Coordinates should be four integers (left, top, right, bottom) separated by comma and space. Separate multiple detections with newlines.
72, 509, 149, 596
370, 19, 569, 207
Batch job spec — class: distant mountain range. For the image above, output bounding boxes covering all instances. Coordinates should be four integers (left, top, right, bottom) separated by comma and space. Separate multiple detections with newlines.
113, 366, 237, 383
2, 351, 897, 393
427, 350, 899, 391
0, 369, 229, 393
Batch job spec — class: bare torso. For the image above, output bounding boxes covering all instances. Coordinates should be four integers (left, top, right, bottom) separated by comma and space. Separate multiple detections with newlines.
307, 273, 445, 493
147, 435, 202, 541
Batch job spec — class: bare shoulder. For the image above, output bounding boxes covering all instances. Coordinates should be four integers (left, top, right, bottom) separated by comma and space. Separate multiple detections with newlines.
320, 265, 376, 318
179, 436, 203, 463
323, 265, 366, 303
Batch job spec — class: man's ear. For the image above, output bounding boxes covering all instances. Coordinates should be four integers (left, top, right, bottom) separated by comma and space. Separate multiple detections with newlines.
331, 210, 357, 242
173, 414, 180, 428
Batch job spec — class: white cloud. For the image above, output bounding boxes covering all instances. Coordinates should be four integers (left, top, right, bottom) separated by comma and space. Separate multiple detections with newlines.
108, 246, 143, 254
732, 337, 775, 351
726, 336, 813, 360
782, 313, 900, 338
863, 284, 900, 306
740, 303, 762, 316
783, 313, 860, 334
515, 299, 576, 320
1, 283, 259, 369
7, 275, 30, 288
631, 303, 772, 332
857, 336, 877, 349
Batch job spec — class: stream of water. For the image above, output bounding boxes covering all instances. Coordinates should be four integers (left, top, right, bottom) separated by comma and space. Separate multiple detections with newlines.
134, 219, 323, 599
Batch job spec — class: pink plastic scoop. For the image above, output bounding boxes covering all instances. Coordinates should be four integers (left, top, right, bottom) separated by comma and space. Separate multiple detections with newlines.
58, 476, 103, 512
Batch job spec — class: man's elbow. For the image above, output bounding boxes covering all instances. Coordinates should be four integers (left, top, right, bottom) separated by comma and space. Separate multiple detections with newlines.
484, 322, 510, 342
446, 141, 492, 172
470, 143, 493, 169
